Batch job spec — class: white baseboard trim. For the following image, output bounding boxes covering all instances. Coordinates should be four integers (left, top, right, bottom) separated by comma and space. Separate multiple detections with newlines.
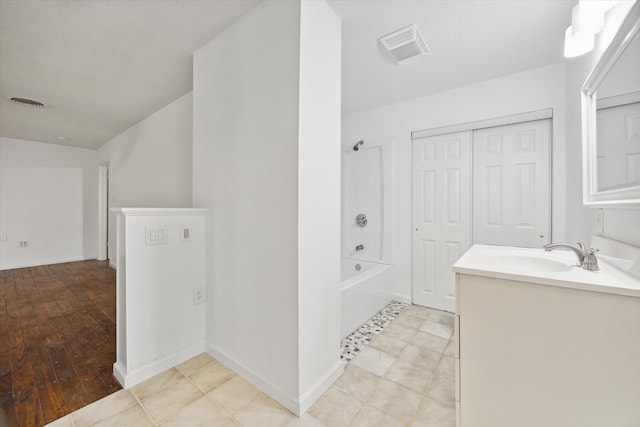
298, 360, 344, 415
206, 342, 344, 416
113, 341, 205, 389
387, 292, 412, 305
0, 256, 97, 271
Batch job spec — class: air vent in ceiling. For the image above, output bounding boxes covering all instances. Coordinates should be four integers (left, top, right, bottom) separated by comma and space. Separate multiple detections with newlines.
10, 97, 45, 107
379, 24, 430, 64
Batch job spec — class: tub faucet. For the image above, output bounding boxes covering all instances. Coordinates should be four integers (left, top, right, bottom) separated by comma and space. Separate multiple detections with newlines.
543, 242, 599, 271
355, 244, 364, 251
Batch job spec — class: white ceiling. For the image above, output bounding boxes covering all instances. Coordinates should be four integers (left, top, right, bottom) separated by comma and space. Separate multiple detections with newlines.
0, 0, 575, 150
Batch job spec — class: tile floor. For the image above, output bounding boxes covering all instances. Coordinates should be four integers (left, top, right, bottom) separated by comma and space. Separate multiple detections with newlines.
44, 304, 455, 427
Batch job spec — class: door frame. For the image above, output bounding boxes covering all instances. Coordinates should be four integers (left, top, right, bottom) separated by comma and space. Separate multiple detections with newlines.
98, 164, 109, 261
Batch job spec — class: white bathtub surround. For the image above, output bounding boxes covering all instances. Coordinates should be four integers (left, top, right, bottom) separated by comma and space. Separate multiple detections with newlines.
112, 208, 206, 389
341, 138, 393, 264
193, 0, 342, 416
341, 301, 408, 362
341, 258, 404, 338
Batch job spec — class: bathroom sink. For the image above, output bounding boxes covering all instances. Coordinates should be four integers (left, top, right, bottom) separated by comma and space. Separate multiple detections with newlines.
494, 253, 573, 273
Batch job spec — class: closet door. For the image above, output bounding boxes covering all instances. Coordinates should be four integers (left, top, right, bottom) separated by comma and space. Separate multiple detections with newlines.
412, 131, 471, 312
473, 119, 551, 247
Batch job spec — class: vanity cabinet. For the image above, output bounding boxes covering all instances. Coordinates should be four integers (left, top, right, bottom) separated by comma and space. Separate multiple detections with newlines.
453, 245, 640, 427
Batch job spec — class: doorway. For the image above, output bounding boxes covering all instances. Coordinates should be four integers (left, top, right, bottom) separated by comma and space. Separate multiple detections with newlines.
412, 115, 552, 311
98, 165, 109, 262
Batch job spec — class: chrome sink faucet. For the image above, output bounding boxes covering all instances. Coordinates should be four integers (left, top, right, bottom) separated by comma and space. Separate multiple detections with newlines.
543, 242, 599, 271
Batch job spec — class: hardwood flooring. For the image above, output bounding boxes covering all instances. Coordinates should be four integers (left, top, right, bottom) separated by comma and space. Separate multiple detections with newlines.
0, 260, 119, 427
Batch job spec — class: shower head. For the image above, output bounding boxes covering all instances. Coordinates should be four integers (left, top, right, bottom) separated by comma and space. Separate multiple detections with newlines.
353, 140, 364, 151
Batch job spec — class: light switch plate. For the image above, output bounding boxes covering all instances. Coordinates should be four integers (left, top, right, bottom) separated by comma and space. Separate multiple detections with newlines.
145, 225, 168, 246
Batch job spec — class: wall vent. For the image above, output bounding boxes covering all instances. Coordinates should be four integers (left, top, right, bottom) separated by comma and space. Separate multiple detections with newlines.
379, 24, 430, 64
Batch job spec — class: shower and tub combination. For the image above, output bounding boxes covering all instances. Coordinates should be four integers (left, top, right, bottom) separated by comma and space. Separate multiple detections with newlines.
341, 138, 393, 338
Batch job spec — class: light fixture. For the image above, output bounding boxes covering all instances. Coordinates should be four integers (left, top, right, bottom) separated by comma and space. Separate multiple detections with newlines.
564, 0, 620, 58
564, 25, 595, 57
571, 2, 605, 38
379, 24, 430, 64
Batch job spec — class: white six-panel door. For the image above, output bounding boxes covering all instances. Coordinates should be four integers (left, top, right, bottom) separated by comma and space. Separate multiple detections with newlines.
473, 119, 551, 247
412, 119, 552, 311
412, 132, 471, 312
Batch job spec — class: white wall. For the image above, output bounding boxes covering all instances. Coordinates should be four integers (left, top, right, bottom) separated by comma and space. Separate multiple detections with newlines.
194, 0, 341, 415
342, 63, 566, 302
98, 92, 193, 262
564, 3, 640, 247
297, 0, 342, 410
113, 208, 206, 388
0, 137, 98, 269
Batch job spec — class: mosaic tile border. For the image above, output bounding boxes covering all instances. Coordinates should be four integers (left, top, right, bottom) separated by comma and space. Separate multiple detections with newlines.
340, 300, 408, 362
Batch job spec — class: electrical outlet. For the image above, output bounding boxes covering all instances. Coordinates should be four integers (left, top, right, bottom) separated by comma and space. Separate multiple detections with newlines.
193, 287, 205, 305
595, 208, 604, 234
18, 240, 28, 247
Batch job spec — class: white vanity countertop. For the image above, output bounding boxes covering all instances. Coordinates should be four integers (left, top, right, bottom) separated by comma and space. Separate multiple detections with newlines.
453, 244, 640, 298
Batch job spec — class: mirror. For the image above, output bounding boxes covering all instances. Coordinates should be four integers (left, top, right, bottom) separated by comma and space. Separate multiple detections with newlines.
582, 2, 640, 206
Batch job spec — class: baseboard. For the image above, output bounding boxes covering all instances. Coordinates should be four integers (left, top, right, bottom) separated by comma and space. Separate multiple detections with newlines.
0, 256, 97, 271
113, 341, 205, 389
206, 342, 343, 416
298, 360, 344, 415
387, 292, 412, 304
206, 342, 301, 414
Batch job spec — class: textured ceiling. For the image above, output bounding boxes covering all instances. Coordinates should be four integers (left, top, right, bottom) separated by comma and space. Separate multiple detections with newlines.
0, 0, 576, 149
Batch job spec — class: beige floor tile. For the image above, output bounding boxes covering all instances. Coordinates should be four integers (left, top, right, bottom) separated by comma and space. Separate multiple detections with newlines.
71, 389, 138, 426
384, 358, 435, 395
392, 312, 425, 329
366, 378, 421, 425
176, 352, 216, 376
402, 305, 434, 320
350, 346, 395, 376
160, 395, 230, 427
207, 375, 262, 415
234, 393, 296, 427
425, 310, 455, 329
443, 338, 455, 358
435, 355, 455, 379
284, 413, 325, 427
141, 376, 204, 423
419, 321, 453, 340
92, 404, 154, 427
131, 367, 185, 399
221, 419, 242, 427
381, 323, 418, 343
410, 331, 449, 354
398, 344, 441, 371
43, 415, 73, 427
191, 360, 236, 393
412, 397, 455, 427
308, 386, 361, 427
369, 333, 408, 357
334, 363, 381, 402
426, 374, 455, 407
347, 404, 405, 427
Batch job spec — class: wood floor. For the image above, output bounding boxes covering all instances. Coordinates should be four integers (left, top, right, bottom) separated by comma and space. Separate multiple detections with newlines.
0, 260, 119, 427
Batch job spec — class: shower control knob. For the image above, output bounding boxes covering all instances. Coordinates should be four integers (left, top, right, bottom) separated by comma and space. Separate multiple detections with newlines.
355, 213, 368, 228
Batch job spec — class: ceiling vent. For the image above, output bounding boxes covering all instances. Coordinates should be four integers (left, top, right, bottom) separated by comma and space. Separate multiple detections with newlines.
379, 24, 430, 64
10, 97, 45, 107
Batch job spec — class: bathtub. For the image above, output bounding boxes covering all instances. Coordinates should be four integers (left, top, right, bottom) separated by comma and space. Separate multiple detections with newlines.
341, 258, 393, 338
